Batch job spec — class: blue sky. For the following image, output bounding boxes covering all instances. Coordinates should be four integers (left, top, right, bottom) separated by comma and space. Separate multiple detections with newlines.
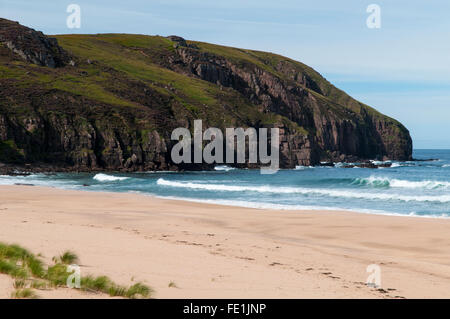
1, 0, 449, 149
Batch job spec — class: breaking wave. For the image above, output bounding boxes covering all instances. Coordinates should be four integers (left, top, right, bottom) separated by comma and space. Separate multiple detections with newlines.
93, 173, 130, 182
156, 178, 450, 203
214, 165, 235, 171
352, 176, 450, 189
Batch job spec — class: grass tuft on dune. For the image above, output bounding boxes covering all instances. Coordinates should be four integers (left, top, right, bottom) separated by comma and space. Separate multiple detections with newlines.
0, 242, 153, 299
53, 250, 79, 265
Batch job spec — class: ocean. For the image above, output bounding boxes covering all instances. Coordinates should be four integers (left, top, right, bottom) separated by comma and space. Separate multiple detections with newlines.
1, 149, 450, 218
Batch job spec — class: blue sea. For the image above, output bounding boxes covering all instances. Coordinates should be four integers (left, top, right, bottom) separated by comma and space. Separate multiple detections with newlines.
1, 150, 450, 218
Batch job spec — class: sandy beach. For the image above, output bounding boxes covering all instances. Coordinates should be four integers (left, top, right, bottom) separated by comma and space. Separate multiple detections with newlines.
1, 185, 450, 299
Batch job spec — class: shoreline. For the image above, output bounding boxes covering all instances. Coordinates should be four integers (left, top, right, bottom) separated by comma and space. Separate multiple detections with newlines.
1, 185, 450, 298
0, 154, 435, 176
150, 195, 450, 219
3, 180, 449, 220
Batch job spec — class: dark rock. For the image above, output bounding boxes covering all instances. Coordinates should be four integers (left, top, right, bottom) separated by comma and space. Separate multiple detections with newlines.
167, 35, 188, 47
320, 162, 335, 167
167, 35, 198, 49
0, 18, 72, 67
357, 162, 378, 169
342, 162, 392, 169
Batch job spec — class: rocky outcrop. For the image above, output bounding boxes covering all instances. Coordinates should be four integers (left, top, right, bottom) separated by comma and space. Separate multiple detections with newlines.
163, 42, 412, 163
0, 85, 173, 171
0, 21, 412, 172
0, 18, 72, 68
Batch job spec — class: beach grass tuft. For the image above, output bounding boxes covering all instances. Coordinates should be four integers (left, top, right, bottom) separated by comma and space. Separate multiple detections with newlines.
108, 284, 128, 297
11, 288, 38, 299
80, 275, 153, 298
0, 242, 154, 299
53, 250, 79, 265
168, 281, 177, 288
125, 282, 153, 299
81, 275, 111, 292
46, 263, 70, 287
30, 280, 48, 290
27, 256, 45, 277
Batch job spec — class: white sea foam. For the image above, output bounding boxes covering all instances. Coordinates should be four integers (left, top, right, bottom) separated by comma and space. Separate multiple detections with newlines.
214, 165, 235, 171
155, 195, 381, 212
144, 170, 178, 173
295, 165, 313, 170
370, 160, 392, 165
0, 174, 45, 184
353, 176, 450, 189
93, 173, 129, 182
153, 195, 450, 219
156, 178, 450, 203
0, 175, 25, 185
0, 174, 78, 189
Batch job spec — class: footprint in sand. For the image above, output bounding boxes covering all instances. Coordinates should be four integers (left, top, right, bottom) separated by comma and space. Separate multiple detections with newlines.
269, 262, 283, 266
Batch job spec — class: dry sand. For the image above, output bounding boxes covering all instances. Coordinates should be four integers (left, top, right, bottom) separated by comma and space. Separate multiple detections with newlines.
1, 185, 450, 299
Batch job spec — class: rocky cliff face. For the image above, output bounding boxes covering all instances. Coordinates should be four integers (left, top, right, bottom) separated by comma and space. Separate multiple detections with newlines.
0, 19, 412, 172
0, 19, 72, 68
165, 45, 412, 163
0, 82, 173, 171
